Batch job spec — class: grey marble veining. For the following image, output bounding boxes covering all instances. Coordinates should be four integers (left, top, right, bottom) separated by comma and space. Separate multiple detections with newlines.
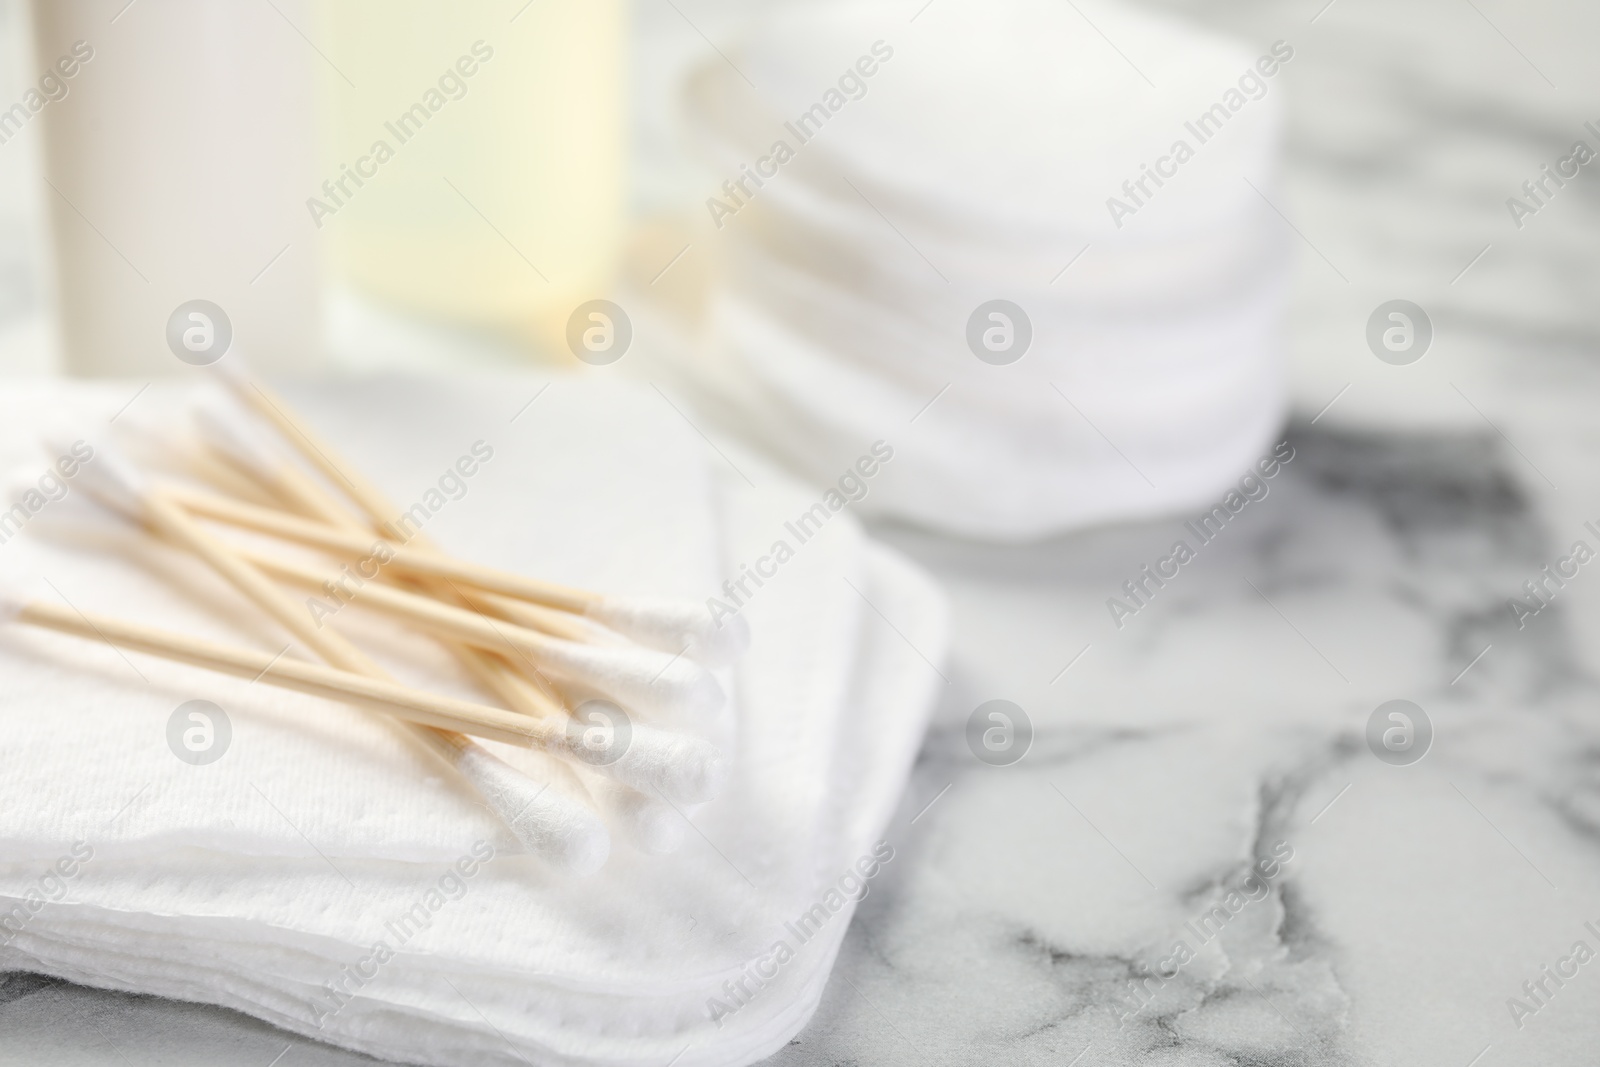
773, 421, 1600, 1065
6, 0, 1600, 1063
9, 422, 1600, 1067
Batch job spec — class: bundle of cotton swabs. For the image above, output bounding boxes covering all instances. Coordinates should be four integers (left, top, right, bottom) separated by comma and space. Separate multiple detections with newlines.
0, 367, 748, 875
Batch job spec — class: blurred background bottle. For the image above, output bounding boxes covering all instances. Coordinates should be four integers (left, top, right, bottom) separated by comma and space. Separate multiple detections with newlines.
31, 0, 322, 377
315, 0, 626, 356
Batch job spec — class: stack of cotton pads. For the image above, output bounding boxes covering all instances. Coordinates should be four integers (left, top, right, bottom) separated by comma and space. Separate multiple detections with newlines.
0, 377, 947, 1066
677, 0, 1291, 540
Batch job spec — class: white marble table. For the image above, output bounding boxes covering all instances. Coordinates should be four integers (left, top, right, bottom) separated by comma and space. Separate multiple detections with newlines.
6, 419, 1594, 1067
6, 0, 1600, 1064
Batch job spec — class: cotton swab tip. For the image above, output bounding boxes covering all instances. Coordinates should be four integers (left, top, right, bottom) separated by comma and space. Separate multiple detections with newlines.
588, 779, 686, 855
0, 572, 28, 621
535, 639, 725, 724
41, 433, 146, 521
624, 796, 686, 854
596, 726, 727, 806
586, 596, 751, 667
190, 394, 281, 479
210, 348, 253, 391
5, 466, 133, 535
4, 467, 53, 511
529, 803, 611, 877
455, 745, 612, 875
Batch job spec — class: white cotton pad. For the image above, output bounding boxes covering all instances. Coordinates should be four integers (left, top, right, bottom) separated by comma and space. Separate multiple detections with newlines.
673, 0, 1291, 542
585, 595, 751, 668
529, 635, 727, 724
733, 0, 1279, 241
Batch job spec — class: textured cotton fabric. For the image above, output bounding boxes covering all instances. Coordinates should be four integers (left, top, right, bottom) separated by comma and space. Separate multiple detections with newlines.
0, 376, 948, 1067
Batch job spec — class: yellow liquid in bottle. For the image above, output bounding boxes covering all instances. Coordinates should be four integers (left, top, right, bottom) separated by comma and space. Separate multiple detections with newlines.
315, 0, 626, 352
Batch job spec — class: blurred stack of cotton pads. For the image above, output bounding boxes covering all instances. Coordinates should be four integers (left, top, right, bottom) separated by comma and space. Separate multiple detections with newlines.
677, 0, 1291, 541
0, 378, 947, 1067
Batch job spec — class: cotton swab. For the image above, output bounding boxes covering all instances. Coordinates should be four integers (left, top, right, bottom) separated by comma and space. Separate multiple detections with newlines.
0, 584, 724, 811
20, 444, 727, 804
165, 482, 751, 664
192, 394, 388, 538
186, 418, 643, 847
116, 411, 280, 510
189, 398, 604, 711
231, 547, 724, 724
450, 585, 625, 646
213, 355, 407, 534
583, 595, 749, 667
191, 392, 630, 652
212, 361, 752, 666
447, 646, 683, 854
163, 482, 596, 608
185, 403, 690, 852
0, 592, 555, 746
173, 416, 727, 721
47, 435, 611, 869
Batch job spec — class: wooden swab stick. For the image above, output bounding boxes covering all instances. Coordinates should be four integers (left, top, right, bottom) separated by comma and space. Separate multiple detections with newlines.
208, 367, 751, 666
5, 590, 713, 831
161, 482, 596, 612
228, 545, 724, 723
114, 404, 281, 509
192, 394, 610, 646
175, 428, 700, 844
167, 444, 282, 510
3, 596, 561, 747
452, 586, 611, 644
187, 424, 599, 794
11, 487, 677, 853
245, 464, 687, 853
193, 397, 357, 528
44, 434, 728, 807
53, 437, 618, 868
188, 417, 685, 853
165, 435, 646, 716
165, 481, 745, 682
215, 366, 439, 548
152, 504, 615, 865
